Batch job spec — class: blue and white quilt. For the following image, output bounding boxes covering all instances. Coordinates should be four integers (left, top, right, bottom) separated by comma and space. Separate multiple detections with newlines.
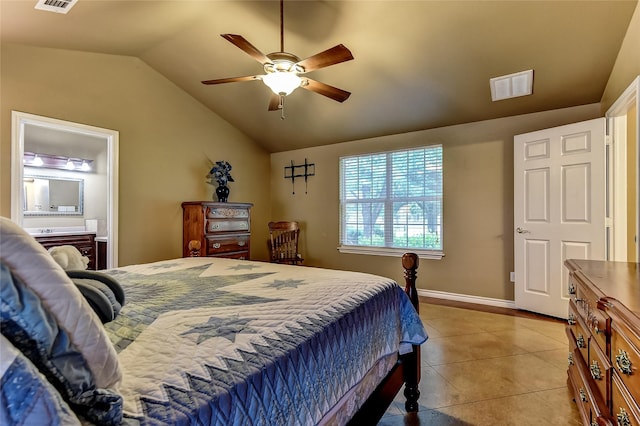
103, 257, 427, 425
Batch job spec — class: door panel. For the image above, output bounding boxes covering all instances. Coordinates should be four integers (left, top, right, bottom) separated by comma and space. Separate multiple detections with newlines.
524, 239, 550, 294
514, 118, 605, 318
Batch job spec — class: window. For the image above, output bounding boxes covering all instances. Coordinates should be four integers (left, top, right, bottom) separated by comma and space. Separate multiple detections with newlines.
339, 145, 443, 258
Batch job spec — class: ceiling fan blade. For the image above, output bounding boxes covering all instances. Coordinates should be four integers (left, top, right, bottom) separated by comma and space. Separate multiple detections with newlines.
221, 34, 271, 65
296, 44, 354, 72
268, 94, 282, 111
201, 75, 260, 85
301, 78, 351, 103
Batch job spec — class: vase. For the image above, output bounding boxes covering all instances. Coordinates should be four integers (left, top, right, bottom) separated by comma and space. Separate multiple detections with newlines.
215, 185, 229, 202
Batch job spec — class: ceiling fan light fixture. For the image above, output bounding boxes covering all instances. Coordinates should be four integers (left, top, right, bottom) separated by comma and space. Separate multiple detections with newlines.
262, 71, 302, 96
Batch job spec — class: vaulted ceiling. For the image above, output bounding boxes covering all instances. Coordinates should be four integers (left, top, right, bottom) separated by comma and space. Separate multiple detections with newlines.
1, 1, 637, 153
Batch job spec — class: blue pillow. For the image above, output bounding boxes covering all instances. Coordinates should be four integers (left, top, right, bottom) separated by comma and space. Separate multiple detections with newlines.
0, 334, 80, 426
0, 263, 122, 425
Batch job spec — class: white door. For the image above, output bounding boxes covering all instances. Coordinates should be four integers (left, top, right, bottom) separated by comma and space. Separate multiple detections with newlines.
514, 118, 606, 319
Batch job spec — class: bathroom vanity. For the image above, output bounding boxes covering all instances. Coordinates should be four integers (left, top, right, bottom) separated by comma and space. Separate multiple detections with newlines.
33, 231, 97, 270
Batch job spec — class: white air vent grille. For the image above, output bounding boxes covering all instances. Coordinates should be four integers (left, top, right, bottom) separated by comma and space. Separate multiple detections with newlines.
35, 0, 78, 14
490, 70, 534, 101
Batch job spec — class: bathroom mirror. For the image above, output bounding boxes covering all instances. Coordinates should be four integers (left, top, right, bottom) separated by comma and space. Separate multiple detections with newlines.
23, 175, 84, 216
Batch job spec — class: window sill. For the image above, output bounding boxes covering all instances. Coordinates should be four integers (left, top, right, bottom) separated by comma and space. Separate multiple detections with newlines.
337, 245, 444, 260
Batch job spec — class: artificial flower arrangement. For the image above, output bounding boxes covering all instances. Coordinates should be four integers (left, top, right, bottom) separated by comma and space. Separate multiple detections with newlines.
207, 161, 234, 187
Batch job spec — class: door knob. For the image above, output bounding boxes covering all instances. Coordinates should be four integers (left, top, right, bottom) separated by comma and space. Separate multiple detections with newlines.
516, 227, 530, 234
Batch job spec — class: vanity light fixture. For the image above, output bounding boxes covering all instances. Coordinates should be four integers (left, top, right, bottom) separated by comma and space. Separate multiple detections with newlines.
32, 154, 44, 167
23, 152, 93, 173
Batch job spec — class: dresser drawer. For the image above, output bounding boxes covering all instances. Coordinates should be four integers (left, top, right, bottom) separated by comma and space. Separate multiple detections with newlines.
206, 235, 250, 255
589, 337, 611, 406
216, 251, 249, 260
569, 299, 591, 362
612, 373, 640, 426
611, 322, 640, 400
205, 206, 250, 219
569, 348, 610, 426
587, 307, 609, 353
205, 219, 249, 233
573, 272, 603, 319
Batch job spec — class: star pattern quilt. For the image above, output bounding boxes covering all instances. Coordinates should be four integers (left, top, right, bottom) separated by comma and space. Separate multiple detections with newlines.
103, 257, 427, 425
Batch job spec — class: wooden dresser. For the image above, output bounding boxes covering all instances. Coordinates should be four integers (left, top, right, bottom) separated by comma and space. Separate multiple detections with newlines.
34, 233, 97, 270
182, 202, 252, 260
565, 259, 640, 426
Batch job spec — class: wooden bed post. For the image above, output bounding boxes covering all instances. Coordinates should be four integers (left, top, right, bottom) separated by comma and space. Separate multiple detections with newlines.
347, 253, 422, 424
401, 252, 421, 412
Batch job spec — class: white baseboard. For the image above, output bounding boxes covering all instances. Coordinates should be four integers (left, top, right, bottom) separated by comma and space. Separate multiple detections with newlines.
418, 289, 516, 309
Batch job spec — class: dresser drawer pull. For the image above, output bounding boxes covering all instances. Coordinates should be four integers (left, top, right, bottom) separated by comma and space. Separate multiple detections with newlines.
212, 243, 221, 249
239, 256, 246, 260
579, 388, 587, 402
576, 334, 586, 349
567, 314, 576, 326
617, 407, 631, 426
591, 422, 598, 426
588, 314, 603, 334
616, 349, 633, 375
590, 361, 602, 380
238, 241, 246, 247
568, 353, 574, 366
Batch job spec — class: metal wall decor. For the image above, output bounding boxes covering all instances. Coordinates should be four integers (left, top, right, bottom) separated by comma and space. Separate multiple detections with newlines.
284, 158, 315, 194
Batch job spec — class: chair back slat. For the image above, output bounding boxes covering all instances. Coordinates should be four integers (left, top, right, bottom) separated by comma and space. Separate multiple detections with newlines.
268, 221, 303, 265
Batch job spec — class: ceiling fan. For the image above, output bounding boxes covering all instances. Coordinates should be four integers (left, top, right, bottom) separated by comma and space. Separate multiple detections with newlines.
201, 0, 354, 117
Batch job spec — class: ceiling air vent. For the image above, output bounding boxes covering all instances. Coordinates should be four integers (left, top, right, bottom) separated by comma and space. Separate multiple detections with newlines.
34, 0, 78, 14
490, 70, 534, 101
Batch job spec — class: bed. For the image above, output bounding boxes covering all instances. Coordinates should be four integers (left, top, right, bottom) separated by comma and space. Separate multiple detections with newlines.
0, 217, 427, 425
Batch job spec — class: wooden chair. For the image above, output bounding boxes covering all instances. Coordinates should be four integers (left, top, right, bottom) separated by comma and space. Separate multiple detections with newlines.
268, 221, 303, 265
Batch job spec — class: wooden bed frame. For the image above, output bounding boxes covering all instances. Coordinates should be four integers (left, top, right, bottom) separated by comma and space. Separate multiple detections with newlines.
347, 252, 421, 424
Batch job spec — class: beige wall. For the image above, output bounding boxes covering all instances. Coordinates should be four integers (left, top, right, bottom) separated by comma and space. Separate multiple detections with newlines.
270, 105, 601, 301
1, 43, 271, 265
601, 0, 640, 112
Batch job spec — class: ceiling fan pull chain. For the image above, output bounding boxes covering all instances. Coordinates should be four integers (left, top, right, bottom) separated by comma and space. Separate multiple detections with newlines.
280, 95, 286, 120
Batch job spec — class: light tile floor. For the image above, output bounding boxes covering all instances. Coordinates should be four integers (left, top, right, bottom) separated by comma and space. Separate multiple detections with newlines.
379, 301, 582, 425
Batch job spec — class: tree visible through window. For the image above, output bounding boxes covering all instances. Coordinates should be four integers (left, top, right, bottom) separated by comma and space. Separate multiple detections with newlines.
339, 145, 443, 253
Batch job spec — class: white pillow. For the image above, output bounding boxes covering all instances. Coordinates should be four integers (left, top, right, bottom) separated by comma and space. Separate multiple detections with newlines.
0, 217, 122, 389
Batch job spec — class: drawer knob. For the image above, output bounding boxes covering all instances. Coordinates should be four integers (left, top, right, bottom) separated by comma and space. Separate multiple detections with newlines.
617, 407, 631, 426
567, 314, 576, 326
576, 334, 586, 349
590, 360, 602, 380
616, 349, 633, 375
238, 241, 246, 247
239, 256, 246, 260
568, 353, 574, 366
212, 243, 221, 249
579, 388, 587, 402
